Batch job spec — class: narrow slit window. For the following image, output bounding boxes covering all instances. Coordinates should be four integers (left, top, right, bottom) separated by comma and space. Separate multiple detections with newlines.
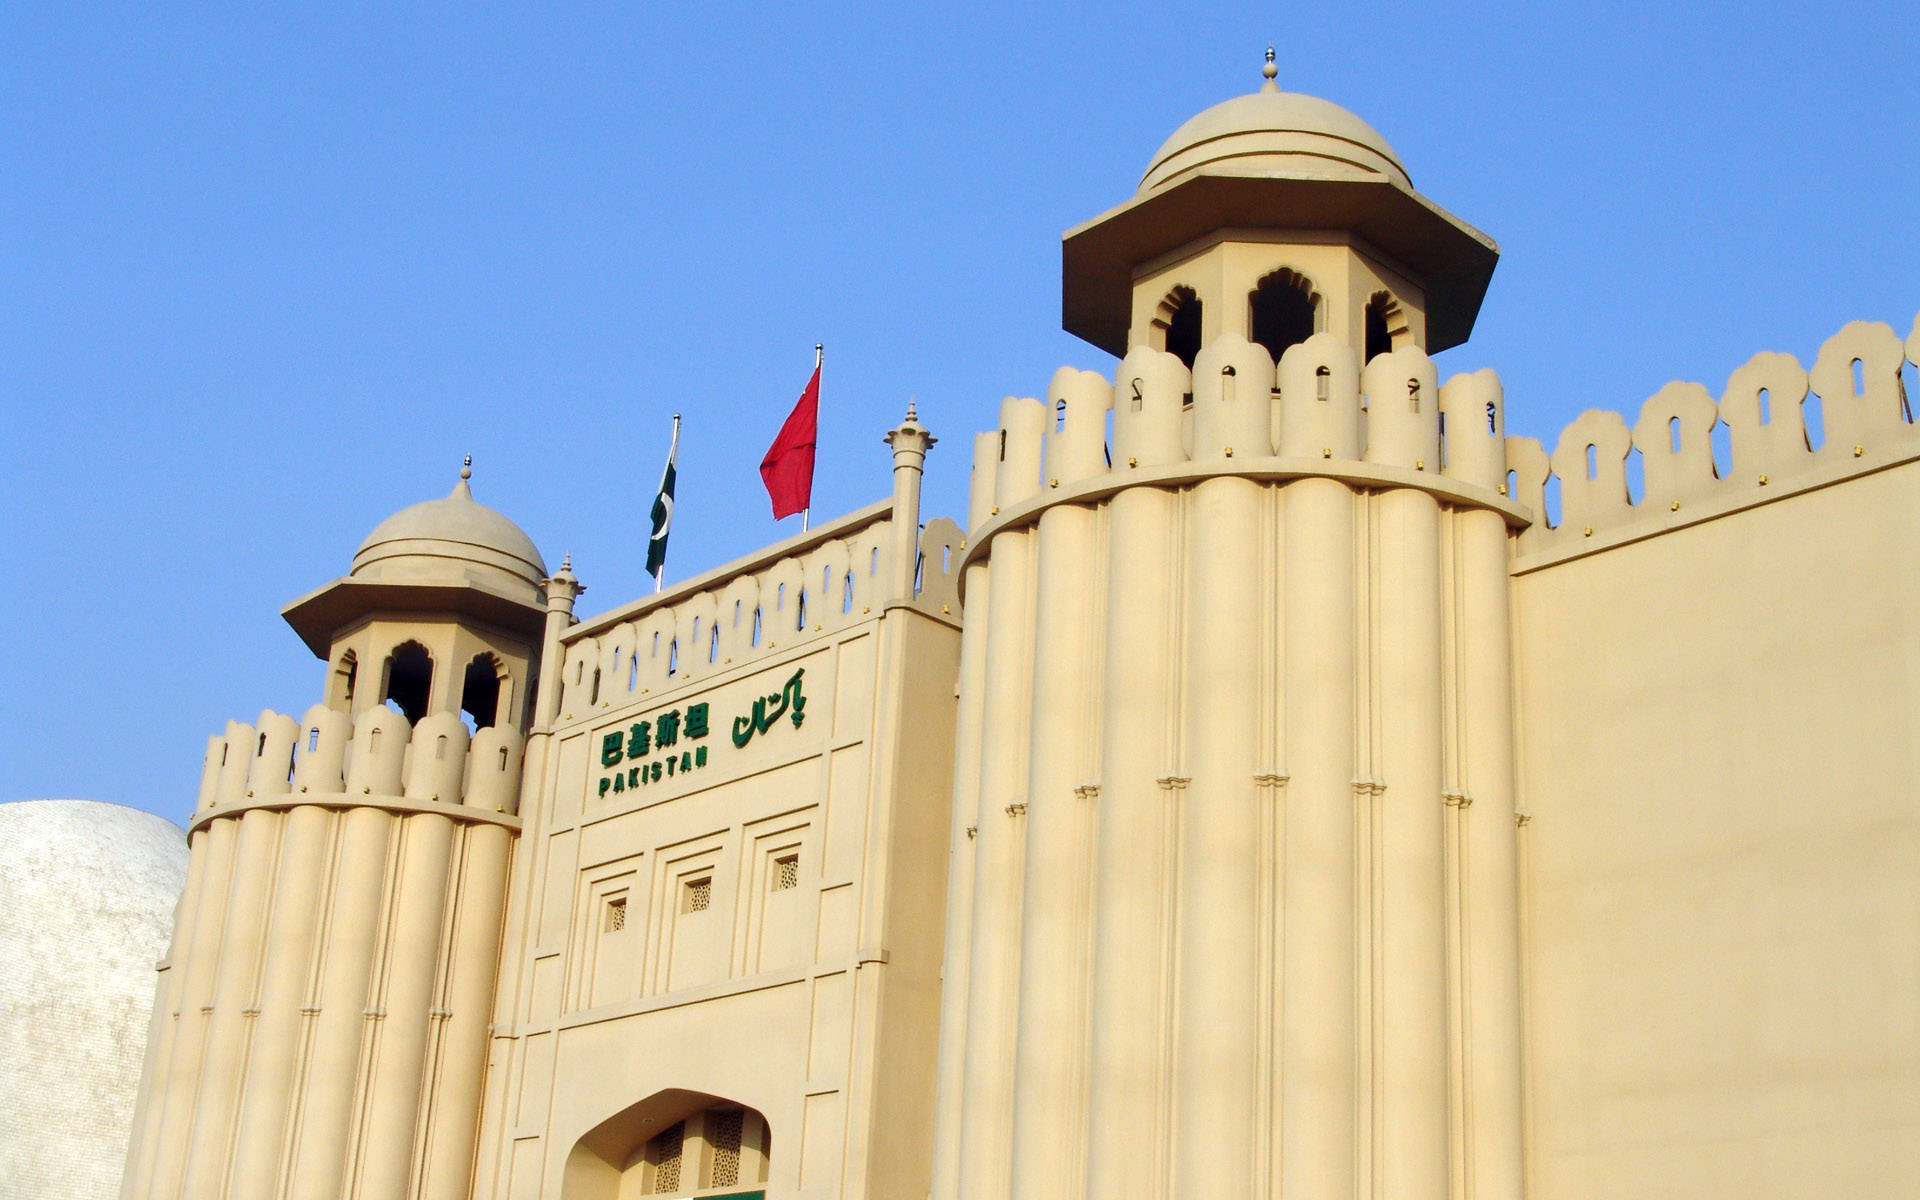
604, 895, 627, 932
773, 854, 799, 891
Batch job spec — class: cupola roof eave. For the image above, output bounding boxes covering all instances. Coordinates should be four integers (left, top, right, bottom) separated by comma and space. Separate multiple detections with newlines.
1060, 171, 1499, 358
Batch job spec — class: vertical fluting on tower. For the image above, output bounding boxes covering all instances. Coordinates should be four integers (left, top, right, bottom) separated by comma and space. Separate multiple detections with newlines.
934, 311, 1532, 1197
1446, 369, 1528, 1200
141, 801, 241, 1200
283, 805, 394, 1200
351, 809, 457, 1197
418, 819, 513, 1200
1006, 367, 1109, 1200
1082, 345, 1187, 1197
954, 396, 1046, 1200
927, 434, 999, 1200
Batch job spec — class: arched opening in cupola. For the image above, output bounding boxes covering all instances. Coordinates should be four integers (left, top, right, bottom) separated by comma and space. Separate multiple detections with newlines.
1249, 268, 1319, 363
327, 650, 358, 712
1152, 285, 1202, 369
460, 653, 505, 732
381, 641, 433, 724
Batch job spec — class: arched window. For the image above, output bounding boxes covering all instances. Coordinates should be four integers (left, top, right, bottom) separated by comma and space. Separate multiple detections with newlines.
328, 650, 358, 711
1249, 268, 1319, 363
460, 653, 505, 731
1364, 290, 1404, 363
563, 1092, 771, 1199
381, 641, 433, 724
1152, 285, 1202, 368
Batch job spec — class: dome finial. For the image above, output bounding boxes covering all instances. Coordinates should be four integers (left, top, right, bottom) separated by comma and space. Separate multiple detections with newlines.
461, 455, 472, 481
1262, 44, 1278, 89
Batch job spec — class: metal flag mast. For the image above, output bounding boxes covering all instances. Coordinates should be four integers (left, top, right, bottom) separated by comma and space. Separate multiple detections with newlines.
803, 342, 821, 532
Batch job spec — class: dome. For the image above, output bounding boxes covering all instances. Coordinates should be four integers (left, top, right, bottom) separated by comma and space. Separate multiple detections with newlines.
0, 800, 187, 1200
350, 466, 547, 590
1138, 82, 1411, 195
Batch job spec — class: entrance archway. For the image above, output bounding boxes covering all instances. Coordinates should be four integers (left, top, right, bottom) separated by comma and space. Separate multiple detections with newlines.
562, 1089, 770, 1199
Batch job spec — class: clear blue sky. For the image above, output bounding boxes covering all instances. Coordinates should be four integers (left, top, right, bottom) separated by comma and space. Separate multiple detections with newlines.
4, 2, 1915, 824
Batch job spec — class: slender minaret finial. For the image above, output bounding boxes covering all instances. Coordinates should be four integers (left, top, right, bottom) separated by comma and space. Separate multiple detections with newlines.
461, 454, 472, 480
905, 397, 919, 424
1262, 44, 1278, 88
561, 552, 571, 571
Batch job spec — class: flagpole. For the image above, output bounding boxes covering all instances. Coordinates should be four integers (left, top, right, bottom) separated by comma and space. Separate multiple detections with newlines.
802, 343, 821, 533
652, 413, 680, 593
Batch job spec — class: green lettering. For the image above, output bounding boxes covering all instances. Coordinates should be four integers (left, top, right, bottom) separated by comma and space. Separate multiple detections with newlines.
601, 731, 624, 767
685, 702, 710, 739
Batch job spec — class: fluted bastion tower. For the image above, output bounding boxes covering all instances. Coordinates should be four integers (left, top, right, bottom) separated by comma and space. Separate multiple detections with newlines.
930, 57, 1526, 1200
122, 465, 576, 1200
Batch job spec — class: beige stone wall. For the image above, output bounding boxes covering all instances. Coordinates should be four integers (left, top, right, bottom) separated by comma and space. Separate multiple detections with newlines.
119, 706, 524, 1200
475, 501, 963, 1200
1511, 318, 1920, 1198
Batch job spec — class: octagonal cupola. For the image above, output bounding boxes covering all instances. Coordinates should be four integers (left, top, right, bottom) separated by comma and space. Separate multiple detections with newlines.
1062, 49, 1497, 366
281, 459, 551, 733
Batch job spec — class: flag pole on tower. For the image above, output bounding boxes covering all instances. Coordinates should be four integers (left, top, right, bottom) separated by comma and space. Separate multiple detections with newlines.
647, 413, 680, 592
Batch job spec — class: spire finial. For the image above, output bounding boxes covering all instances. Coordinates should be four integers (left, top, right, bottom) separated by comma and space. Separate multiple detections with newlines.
561, 551, 571, 571
905, 396, 919, 423
1262, 44, 1278, 87
461, 454, 472, 481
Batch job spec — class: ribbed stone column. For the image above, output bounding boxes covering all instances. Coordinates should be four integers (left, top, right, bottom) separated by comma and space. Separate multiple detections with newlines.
1375, 487, 1451, 1196
1457, 504, 1527, 1199
142, 812, 238, 1200
224, 803, 333, 1196
1006, 500, 1101, 1200
353, 811, 457, 1197
1169, 474, 1264, 1197
1083, 484, 1179, 1198
1280, 476, 1359, 1200
285, 806, 393, 1200
928, 432, 998, 1200
179, 807, 283, 1197
419, 820, 513, 1200
954, 524, 1035, 1200
122, 820, 216, 1200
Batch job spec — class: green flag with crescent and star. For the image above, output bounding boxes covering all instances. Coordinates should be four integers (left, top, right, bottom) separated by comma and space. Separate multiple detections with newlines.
647, 415, 679, 585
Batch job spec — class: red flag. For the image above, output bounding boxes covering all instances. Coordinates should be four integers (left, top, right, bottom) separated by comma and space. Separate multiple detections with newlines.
761, 361, 819, 519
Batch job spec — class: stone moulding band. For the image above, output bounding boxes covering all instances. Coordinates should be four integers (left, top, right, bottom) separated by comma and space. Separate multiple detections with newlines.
188, 791, 524, 835
957, 454, 1525, 578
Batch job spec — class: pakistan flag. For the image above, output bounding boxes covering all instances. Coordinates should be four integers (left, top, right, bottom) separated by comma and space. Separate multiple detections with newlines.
647, 415, 679, 584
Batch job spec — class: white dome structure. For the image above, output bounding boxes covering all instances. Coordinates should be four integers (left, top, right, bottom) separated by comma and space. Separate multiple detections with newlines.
1138, 84, 1412, 193
0, 800, 186, 1200
350, 463, 547, 591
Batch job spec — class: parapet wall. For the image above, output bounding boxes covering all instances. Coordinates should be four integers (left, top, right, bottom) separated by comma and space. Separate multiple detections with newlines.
556, 502, 964, 723
965, 331, 1515, 539
1508, 314, 1920, 558
191, 703, 527, 823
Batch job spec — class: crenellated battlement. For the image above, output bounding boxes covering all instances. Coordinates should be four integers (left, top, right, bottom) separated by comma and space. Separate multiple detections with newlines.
192, 702, 527, 823
554, 500, 965, 723
964, 332, 1518, 548
1508, 314, 1920, 558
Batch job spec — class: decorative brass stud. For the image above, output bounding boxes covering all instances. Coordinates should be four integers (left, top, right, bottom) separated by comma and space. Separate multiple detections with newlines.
1670, 500, 1681, 511
941, 604, 951, 614
1498, 483, 1509, 496
1224, 447, 1234, 457
1049, 478, 1059, 487
1415, 459, 1425, 470
1854, 444, 1865, 457
1758, 473, 1769, 485
1322, 448, 1331, 458
1128, 456, 1138, 467
1583, 526, 1594, 537
991, 505, 999, 515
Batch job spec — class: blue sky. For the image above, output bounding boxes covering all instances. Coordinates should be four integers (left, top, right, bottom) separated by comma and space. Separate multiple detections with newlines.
4, 2, 1915, 823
